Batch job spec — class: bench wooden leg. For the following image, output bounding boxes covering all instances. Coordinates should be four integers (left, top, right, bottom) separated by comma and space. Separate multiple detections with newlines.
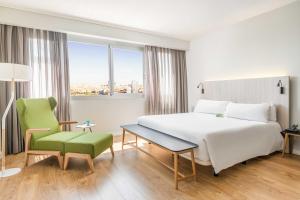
190, 150, 196, 181
122, 129, 125, 150
135, 135, 138, 148
110, 145, 114, 157
174, 153, 179, 189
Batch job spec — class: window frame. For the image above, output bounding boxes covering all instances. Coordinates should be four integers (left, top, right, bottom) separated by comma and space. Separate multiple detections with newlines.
68, 35, 145, 99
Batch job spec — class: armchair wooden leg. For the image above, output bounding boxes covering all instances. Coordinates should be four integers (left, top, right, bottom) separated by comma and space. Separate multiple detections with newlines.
110, 145, 114, 157
24, 153, 29, 167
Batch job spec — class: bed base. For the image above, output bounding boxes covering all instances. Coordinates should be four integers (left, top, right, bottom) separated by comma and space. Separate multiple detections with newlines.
213, 160, 247, 176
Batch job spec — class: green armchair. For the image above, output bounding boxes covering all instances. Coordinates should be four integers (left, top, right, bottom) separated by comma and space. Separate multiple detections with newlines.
16, 97, 114, 172
16, 97, 79, 168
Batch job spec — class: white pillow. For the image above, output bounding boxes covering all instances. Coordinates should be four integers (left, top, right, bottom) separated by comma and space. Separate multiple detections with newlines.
225, 103, 270, 123
269, 103, 277, 122
194, 99, 230, 115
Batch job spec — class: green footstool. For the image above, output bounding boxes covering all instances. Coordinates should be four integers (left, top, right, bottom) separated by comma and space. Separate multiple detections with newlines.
63, 133, 114, 172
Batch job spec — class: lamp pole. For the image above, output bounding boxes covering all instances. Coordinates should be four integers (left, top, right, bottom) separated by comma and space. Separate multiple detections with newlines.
1, 79, 16, 176
0, 63, 31, 177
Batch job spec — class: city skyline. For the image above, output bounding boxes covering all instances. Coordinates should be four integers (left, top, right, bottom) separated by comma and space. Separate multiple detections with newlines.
70, 81, 143, 96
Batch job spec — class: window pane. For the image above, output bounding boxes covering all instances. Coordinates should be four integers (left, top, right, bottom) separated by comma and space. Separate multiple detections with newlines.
113, 48, 143, 94
68, 41, 110, 96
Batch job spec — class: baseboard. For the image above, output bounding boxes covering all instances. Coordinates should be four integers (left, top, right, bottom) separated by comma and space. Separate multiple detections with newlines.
292, 148, 300, 155
291, 138, 300, 155
112, 131, 122, 136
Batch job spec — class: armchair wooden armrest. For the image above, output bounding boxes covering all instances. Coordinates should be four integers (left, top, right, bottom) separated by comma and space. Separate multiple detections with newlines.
59, 121, 78, 131
26, 128, 51, 133
59, 121, 78, 125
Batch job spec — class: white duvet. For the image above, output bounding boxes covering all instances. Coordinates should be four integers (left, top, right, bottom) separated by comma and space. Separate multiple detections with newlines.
137, 113, 283, 173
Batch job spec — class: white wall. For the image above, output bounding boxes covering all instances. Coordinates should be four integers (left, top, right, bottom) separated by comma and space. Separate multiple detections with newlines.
70, 97, 145, 134
187, 1, 300, 154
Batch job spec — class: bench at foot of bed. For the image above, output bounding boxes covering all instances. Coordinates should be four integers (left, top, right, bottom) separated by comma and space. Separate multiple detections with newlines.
121, 124, 198, 190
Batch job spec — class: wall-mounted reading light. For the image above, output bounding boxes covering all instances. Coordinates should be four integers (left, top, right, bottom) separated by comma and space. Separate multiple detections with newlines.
277, 80, 284, 94
197, 82, 205, 94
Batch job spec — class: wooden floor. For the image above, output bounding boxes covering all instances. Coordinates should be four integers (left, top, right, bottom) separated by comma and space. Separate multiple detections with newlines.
1, 137, 300, 200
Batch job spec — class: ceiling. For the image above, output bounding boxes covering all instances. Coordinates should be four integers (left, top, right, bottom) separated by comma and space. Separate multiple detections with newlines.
0, 0, 296, 41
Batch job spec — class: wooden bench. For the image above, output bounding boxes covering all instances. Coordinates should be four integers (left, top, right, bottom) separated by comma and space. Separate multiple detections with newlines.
121, 124, 198, 189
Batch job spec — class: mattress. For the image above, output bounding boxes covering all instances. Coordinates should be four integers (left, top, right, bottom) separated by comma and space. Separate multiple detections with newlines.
137, 113, 283, 173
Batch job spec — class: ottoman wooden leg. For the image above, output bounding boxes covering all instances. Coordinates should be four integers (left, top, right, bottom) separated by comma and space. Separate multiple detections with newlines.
64, 153, 94, 172
64, 132, 113, 172
86, 155, 95, 172
57, 153, 63, 169
64, 154, 70, 170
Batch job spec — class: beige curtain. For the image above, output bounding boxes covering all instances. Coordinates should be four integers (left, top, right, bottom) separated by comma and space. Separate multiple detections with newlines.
0, 24, 71, 154
29, 30, 71, 129
0, 25, 31, 154
144, 46, 188, 114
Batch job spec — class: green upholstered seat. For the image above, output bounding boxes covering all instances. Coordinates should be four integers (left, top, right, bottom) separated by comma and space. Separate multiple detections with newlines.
16, 97, 85, 152
65, 133, 113, 158
32, 132, 85, 152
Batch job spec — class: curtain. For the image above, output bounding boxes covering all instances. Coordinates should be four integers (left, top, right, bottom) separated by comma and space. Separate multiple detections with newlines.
0, 24, 71, 154
0, 25, 31, 154
29, 30, 71, 129
144, 46, 188, 115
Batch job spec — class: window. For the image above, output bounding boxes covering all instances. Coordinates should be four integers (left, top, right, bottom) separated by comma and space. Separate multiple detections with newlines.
69, 42, 110, 96
113, 48, 143, 94
68, 41, 144, 97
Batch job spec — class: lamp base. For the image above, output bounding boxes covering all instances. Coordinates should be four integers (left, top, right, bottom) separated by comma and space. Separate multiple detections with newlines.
0, 168, 21, 178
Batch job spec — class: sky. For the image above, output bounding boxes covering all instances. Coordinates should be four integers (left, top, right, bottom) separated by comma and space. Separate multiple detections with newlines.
68, 41, 143, 86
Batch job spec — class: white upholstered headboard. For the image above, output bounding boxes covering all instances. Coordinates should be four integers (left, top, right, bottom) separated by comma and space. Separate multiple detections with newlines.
199, 76, 290, 129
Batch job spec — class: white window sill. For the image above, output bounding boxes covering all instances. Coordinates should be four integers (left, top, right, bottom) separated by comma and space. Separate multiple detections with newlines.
71, 94, 144, 100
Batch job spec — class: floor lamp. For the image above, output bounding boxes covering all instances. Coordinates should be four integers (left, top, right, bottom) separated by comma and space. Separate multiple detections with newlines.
0, 63, 32, 178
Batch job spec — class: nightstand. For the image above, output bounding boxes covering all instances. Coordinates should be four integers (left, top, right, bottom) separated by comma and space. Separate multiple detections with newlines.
281, 129, 300, 156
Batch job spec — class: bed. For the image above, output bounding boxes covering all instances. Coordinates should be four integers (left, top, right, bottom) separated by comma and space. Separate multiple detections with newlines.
138, 76, 290, 174
138, 112, 283, 173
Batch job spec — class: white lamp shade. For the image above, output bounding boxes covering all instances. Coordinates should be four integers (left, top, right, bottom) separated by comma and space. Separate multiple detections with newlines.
0, 63, 32, 82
